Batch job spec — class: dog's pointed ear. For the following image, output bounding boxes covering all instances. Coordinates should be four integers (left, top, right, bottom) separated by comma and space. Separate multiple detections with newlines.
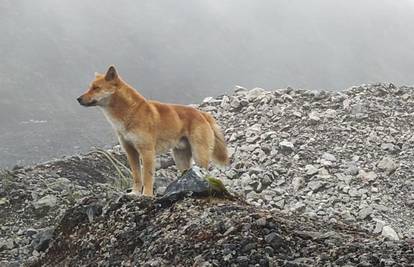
104, 65, 118, 81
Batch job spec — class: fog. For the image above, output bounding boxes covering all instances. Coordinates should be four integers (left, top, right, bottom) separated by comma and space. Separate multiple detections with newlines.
1, 0, 414, 168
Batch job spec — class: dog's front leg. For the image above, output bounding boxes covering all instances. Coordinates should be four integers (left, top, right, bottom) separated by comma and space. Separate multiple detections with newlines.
120, 139, 143, 195
140, 147, 155, 197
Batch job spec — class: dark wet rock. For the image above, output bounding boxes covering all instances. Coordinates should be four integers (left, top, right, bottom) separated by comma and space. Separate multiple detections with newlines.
264, 232, 285, 249
31, 228, 54, 252
157, 168, 234, 207
161, 168, 211, 199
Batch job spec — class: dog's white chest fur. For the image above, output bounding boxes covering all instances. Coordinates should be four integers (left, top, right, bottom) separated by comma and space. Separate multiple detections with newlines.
101, 109, 124, 131
101, 109, 141, 143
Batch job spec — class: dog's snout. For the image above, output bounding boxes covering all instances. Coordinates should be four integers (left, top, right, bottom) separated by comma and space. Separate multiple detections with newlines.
77, 96, 82, 103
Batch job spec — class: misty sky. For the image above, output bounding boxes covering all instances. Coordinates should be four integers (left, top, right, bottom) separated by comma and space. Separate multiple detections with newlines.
1, 0, 414, 167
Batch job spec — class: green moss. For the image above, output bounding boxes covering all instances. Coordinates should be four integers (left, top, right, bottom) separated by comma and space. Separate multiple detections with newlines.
205, 175, 235, 199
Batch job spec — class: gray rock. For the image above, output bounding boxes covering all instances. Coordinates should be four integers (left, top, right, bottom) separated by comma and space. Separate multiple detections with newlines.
0, 197, 8, 206
381, 226, 400, 241
234, 85, 247, 93
260, 175, 273, 188
50, 177, 72, 191
249, 180, 261, 193
281, 94, 293, 102
25, 229, 38, 237
0, 239, 15, 250
264, 232, 284, 249
292, 111, 302, 118
344, 164, 360, 176
342, 211, 356, 223
255, 217, 267, 226
273, 199, 285, 209
230, 98, 240, 109
357, 170, 377, 183
348, 188, 360, 197
324, 109, 337, 118
264, 246, 274, 256
246, 88, 265, 101
377, 157, 398, 174
351, 103, 365, 115
305, 165, 319, 177
307, 180, 325, 193
381, 143, 400, 154
322, 152, 337, 162
308, 111, 320, 124
248, 167, 263, 175
155, 186, 166, 196
31, 228, 54, 252
225, 169, 238, 180
33, 195, 58, 209
202, 96, 215, 104
240, 173, 252, 187
279, 140, 294, 152
290, 202, 306, 213
320, 158, 333, 167
242, 242, 256, 253
336, 173, 353, 184
358, 206, 374, 220
407, 196, 414, 208
291, 177, 304, 191
373, 219, 385, 234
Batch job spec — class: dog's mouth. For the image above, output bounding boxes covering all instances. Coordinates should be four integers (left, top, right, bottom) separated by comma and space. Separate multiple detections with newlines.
79, 100, 98, 107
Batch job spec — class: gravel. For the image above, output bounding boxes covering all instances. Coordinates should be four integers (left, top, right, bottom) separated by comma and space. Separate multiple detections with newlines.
31, 196, 414, 266
1, 82, 414, 266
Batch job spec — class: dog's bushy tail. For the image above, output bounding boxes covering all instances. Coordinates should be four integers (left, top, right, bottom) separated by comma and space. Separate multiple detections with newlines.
202, 112, 229, 166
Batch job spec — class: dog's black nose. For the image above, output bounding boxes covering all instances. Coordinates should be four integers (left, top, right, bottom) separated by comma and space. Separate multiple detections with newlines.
77, 97, 82, 103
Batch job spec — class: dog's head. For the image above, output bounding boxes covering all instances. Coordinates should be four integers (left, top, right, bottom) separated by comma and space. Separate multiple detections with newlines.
77, 66, 121, 107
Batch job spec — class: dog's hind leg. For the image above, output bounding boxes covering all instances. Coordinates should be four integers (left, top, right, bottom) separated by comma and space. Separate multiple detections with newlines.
172, 146, 193, 172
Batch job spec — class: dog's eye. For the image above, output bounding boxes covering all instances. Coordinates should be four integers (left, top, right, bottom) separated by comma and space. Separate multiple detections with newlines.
92, 87, 100, 91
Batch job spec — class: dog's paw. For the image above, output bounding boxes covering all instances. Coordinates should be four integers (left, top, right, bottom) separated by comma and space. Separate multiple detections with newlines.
142, 188, 154, 197
125, 190, 141, 198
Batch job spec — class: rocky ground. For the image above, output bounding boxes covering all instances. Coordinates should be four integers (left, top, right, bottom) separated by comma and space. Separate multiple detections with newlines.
199, 83, 414, 240
0, 149, 174, 266
1, 83, 414, 266
30, 195, 414, 266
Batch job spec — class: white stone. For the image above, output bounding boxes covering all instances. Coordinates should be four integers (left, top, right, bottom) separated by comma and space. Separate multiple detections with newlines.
381, 225, 400, 241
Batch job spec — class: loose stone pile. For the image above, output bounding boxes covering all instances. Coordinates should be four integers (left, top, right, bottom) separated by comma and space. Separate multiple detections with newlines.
0, 152, 173, 265
197, 83, 414, 241
32, 196, 414, 266
1, 83, 414, 266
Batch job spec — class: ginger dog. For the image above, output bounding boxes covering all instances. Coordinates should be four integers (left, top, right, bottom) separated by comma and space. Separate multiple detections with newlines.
77, 66, 229, 196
